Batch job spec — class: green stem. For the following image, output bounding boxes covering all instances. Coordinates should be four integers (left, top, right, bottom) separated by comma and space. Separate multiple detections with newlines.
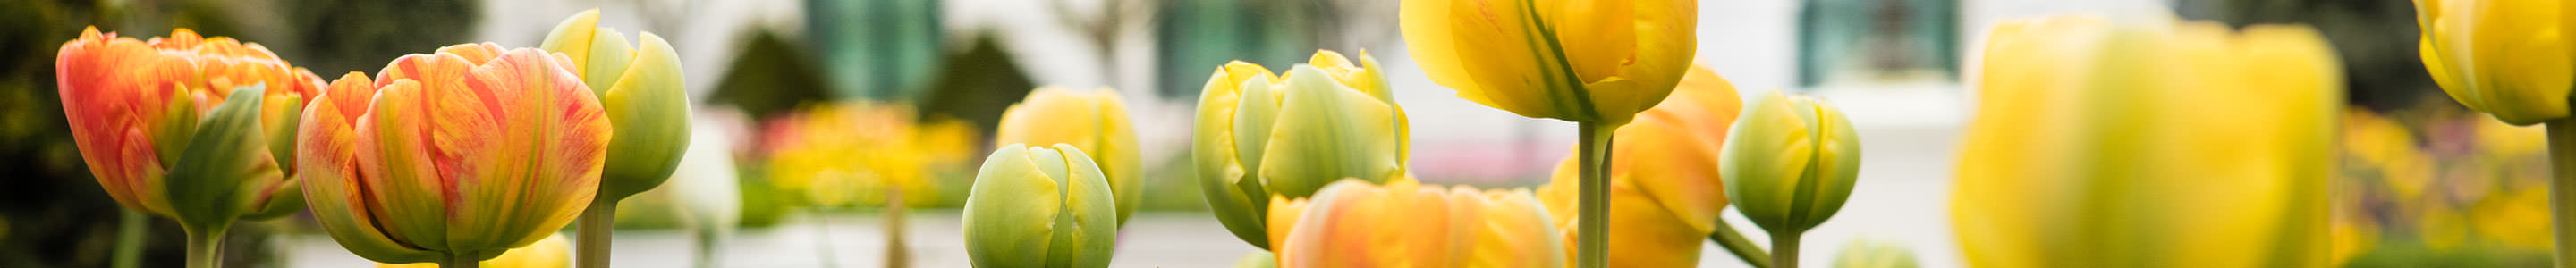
1771, 230, 1801, 268
1707, 218, 1772, 268
1575, 121, 1613, 268
2546, 121, 2576, 267
112, 210, 146, 268
578, 198, 618, 268
182, 223, 224, 268
445, 251, 482, 268
885, 188, 910, 268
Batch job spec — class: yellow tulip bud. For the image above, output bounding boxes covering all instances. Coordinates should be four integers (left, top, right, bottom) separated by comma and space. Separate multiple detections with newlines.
540, 9, 693, 202
1721, 91, 1860, 236
962, 144, 1118, 267
379, 233, 572, 268
996, 87, 1141, 224
2414, 0, 2576, 125
1192, 50, 1408, 249
1399, 0, 1697, 124
1534, 64, 1741, 267
1954, 16, 2339, 267
1268, 179, 1563, 268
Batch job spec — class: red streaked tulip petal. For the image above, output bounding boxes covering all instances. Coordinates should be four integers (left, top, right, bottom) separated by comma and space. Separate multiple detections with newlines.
442, 47, 607, 249
356, 79, 452, 250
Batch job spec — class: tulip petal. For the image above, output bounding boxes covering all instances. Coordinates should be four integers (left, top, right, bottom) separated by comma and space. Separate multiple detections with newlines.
962, 145, 1063, 267
300, 74, 445, 264
445, 48, 609, 251
164, 85, 283, 229
1194, 63, 1275, 248
1258, 66, 1405, 197
358, 79, 451, 250
597, 32, 690, 201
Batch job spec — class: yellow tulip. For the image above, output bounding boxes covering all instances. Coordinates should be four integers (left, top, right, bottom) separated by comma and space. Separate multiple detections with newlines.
1953, 16, 2339, 267
1193, 50, 1408, 249
1399, 0, 1696, 124
1534, 65, 1740, 267
2414, 0, 2576, 125
380, 233, 572, 268
997, 87, 1141, 224
961, 144, 1118, 268
1267, 179, 1563, 268
298, 43, 612, 264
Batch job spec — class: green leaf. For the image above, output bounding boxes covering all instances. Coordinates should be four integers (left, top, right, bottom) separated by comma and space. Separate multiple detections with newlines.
165, 84, 283, 230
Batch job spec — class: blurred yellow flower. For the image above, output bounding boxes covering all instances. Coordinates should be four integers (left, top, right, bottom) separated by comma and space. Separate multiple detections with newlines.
1267, 178, 1563, 268
1953, 15, 2340, 267
379, 233, 572, 268
2414, 0, 2576, 125
2473, 187, 2554, 249
1830, 238, 1920, 268
1534, 65, 1741, 267
761, 102, 972, 207
996, 87, 1140, 224
1193, 50, 1408, 249
1398, 0, 1697, 124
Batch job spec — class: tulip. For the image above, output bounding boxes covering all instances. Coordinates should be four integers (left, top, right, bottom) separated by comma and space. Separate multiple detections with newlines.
961, 144, 1118, 268
1722, 90, 1860, 268
299, 43, 611, 268
1827, 239, 1919, 268
996, 87, 1140, 224
55, 27, 323, 268
1535, 64, 1747, 268
1402, 0, 1698, 264
1953, 16, 2337, 267
1399, 0, 1697, 125
1192, 50, 1408, 249
1266, 179, 1563, 268
2413, 0, 2573, 125
537, 10, 692, 267
380, 233, 572, 268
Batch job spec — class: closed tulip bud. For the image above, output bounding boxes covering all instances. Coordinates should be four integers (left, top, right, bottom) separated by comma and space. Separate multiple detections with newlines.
1955, 16, 2337, 267
2414, 0, 2575, 125
298, 43, 610, 264
55, 27, 319, 241
379, 233, 572, 268
1829, 239, 1919, 268
540, 9, 691, 202
1721, 91, 1860, 236
1535, 65, 1740, 267
996, 87, 1140, 224
1193, 50, 1408, 249
1399, 0, 1696, 124
962, 144, 1118, 268
1267, 179, 1563, 268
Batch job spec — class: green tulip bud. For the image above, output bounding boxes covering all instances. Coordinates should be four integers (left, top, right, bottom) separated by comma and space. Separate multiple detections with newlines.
962, 144, 1118, 268
1192, 50, 1408, 249
541, 9, 693, 202
1720, 91, 1860, 235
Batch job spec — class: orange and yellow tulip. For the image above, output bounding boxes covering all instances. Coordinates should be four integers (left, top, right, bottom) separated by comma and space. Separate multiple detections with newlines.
1535, 65, 1740, 267
56, 27, 321, 224
1267, 179, 1563, 268
56, 27, 324, 268
298, 43, 611, 265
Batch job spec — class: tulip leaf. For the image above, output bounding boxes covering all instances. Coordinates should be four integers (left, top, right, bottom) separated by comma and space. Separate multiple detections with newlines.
165, 84, 284, 229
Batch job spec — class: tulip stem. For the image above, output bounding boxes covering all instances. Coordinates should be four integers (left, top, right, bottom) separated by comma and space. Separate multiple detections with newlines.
1770, 230, 1800, 268
182, 224, 225, 268
1707, 218, 1772, 268
112, 210, 147, 268
445, 251, 482, 268
1575, 121, 1614, 268
578, 198, 619, 268
2546, 121, 2576, 267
